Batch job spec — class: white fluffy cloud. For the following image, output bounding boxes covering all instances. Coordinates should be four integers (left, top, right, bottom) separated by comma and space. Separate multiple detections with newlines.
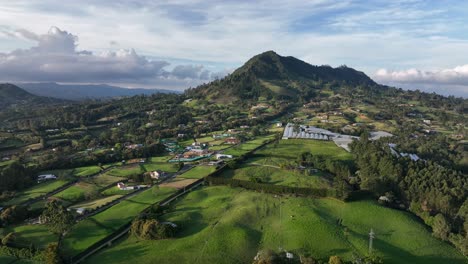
375, 66, 468, 85
374, 66, 468, 96
0, 27, 220, 88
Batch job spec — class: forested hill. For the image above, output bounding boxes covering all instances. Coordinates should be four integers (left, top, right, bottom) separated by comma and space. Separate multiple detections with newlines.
0, 83, 65, 109
185, 50, 378, 102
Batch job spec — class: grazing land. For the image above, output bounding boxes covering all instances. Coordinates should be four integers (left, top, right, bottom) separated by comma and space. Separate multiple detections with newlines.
2, 180, 70, 206
178, 165, 216, 179
256, 139, 353, 161
61, 186, 177, 257
220, 164, 331, 188
86, 186, 467, 264
0, 224, 57, 249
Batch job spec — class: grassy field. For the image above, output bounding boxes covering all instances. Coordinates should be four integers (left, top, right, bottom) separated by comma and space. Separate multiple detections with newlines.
86, 186, 467, 264
256, 139, 353, 162
61, 186, 177, 257
69, 195, 123, 210
41, 165, 102, 178
53, 175, 124, 203
178, 165, 216, 179
101, 186, 134, 196
221, 164, 331, 189
0, 224, 58, 249
107, 162, 178, 177
0, 254, 17, 264
53, 183, 98, 203
106, 166, 142, 177
141, 162, 178, 173
2, 180, 70, 206
222, 135, 275, 156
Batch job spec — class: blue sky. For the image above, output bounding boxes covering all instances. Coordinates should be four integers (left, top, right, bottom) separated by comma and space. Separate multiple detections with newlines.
0, 0, 467, 96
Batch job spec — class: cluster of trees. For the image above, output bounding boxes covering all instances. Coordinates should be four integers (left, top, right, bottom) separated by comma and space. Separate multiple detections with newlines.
252, 250, 382, 264
130, 218, 176, 240
130, 206, 177, 240
0, 161, 34, 193
0, 205, 29, 227
350, 138, 467, 255
41, 201, 74, 237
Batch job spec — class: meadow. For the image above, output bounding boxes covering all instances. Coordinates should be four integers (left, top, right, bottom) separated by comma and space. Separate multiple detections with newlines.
2, 180, 70, 206
178, 165, 216, 179
86, 186, 467, 264
53, 175, 124, 203
256, 139, 353, 162
0, 224, 57, 249
61, 186, 176, 257
69, 195, 123, 210
220, 164, 331, 189
222, 135, 275, 156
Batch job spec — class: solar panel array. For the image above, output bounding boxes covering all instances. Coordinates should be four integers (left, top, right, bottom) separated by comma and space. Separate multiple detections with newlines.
282, 124, 329, 140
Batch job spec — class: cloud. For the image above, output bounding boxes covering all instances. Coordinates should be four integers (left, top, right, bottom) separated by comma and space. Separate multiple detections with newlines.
374, 66, 468, 97
374, 66, 468, 85
0, 27, 221, 88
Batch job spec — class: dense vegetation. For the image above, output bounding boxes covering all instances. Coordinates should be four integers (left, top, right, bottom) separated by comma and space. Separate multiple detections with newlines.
351, 136, 468, 254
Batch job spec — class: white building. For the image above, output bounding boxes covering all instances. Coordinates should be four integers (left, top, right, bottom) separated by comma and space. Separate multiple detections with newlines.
37, 174, 57, 182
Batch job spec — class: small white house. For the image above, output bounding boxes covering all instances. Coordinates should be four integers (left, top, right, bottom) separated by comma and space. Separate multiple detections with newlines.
216, 154, 233, 160
76, 208, 86, 215
423, 119, 432, 125
37, 174, 57, 182
276, 122, 283, 127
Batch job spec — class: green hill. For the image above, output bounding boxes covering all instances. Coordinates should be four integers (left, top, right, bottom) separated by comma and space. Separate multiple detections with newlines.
0, 83, 64, 109
186, 51, 376, 102
87, 186, 467, 264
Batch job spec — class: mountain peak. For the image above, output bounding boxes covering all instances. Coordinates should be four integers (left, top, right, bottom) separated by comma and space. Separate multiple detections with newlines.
188, 51, 377, 102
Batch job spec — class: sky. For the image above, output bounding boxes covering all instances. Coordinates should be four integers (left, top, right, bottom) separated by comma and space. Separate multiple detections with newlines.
0, 0, 468, 97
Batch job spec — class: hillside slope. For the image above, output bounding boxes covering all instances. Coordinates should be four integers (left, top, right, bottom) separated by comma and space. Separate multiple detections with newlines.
0, 83, 64, 109
186, 51, 377, 102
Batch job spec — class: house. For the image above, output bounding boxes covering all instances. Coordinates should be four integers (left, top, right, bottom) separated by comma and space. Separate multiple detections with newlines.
423, 119, 432, 125
37, 174, 57, 182
225, 137, 240, 144
208, 160, 224, 166
216, 154, 233, 160
276, 122, 283, 127
117, 182, 126, 190
177, 133, 186, 138
1, 157, 10, 161
76, 208, 86, 215
148, 170, 165, 180
240, 125, 250, 129
126, 144, 143, 150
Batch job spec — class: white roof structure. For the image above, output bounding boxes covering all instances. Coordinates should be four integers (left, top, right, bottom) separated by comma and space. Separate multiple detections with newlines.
282, 124, 331, 141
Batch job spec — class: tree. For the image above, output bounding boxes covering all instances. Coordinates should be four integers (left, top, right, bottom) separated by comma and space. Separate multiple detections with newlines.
0, 205, 28, 225
41, 201, 74, 236
432, 213, 450, 241
328, 255, 343, 264
1, 232, 15, 245
43, 242, 62, 264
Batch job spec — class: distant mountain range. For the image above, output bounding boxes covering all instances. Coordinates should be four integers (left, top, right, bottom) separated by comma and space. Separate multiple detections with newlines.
0, 83, 66, 109
16, 82, 180, 100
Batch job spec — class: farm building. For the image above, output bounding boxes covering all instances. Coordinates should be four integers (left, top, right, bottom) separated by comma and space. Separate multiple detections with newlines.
216, 154, 233, 160
225, 137, 240, 144
282, 124, 330, 140
37, 174, 57, 182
